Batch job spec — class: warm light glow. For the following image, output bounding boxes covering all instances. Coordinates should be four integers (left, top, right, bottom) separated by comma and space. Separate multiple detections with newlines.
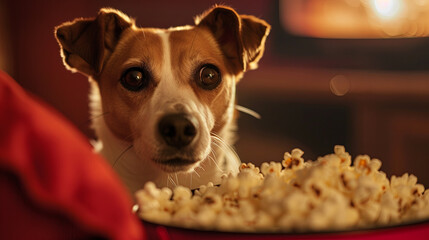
280, 0, 429, 38
371, 0, 402, 19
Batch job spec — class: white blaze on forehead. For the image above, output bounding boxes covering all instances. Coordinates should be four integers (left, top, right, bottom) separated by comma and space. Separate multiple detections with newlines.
153, 30, 182, 109
157, 31, 175, 87
153, 30, 192, 109
153, 30, 185, 105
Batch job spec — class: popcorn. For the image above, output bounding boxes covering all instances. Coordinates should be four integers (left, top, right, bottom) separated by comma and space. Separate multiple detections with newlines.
261, 161, 282, 176
135, 146, 429, 232
282, 148, 305, 170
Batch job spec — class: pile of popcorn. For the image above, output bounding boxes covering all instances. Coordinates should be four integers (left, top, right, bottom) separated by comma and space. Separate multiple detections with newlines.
135, 146, 429, 232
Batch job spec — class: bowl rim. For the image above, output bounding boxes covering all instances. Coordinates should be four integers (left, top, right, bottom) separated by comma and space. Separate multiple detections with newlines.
141, 217, 429, 235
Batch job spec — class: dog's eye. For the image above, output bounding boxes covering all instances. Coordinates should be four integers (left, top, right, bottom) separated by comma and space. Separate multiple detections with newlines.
120, 68, 149, 91
197, 64, 221, 90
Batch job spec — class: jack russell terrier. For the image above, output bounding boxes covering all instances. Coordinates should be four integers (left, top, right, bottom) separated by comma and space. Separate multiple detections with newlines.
55, 6, 270, 194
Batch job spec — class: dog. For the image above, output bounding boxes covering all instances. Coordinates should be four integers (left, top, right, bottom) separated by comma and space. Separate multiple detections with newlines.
55, 5, 270, 194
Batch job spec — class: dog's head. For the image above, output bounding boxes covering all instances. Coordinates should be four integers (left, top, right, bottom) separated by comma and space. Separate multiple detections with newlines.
55, 6, 269, 174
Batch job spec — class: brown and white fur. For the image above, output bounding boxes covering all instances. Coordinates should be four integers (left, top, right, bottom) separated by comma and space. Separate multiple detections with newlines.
55, 6, 270, 194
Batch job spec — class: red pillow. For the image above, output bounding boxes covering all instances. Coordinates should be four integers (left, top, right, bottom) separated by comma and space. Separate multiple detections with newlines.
0, 70, 144, 240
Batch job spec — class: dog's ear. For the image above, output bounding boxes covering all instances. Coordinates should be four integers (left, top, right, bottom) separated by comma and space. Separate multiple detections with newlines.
195, 6, 270, 74
55, 8, 133, 77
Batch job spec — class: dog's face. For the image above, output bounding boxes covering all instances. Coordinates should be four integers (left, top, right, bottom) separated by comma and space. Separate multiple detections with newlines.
55, 7, 269, 174
100, 27, 236, 173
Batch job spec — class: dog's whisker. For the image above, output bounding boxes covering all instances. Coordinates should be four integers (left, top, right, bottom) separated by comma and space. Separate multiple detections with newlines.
122, 131, 138, 142
197, 164, 206, 172
172, 174, 177, 187
211, 158, 223, 172
86, 111, 111, 124
209, 140, 221, 157
208, 152, 215, 162
113, 144, 133, 167
207, 155, 215, 165
208, 153, 223, 172
235, 105, 261, 119
209, 146, 218, 161
82, 112, 111, 131
175, 173, 179, 186
193, 169, 201, 178
209, 141, 227, 172
168, 174, 176, 188
211, 140, 221, 150
210, 132, 241, 171
89, 111, 110, 120
210, 132, 223, 139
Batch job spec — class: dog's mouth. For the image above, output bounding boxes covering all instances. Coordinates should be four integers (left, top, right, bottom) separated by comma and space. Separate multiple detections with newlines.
153, 157, 198, 172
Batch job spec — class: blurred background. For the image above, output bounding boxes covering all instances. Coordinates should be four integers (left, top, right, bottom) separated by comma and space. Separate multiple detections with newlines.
1, 0, 428, 185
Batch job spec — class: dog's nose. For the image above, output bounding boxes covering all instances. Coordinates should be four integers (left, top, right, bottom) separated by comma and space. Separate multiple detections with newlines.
158, 113, 198, 148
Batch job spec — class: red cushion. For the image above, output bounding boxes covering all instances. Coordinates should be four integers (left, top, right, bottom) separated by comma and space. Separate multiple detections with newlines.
0, 71, 144, 240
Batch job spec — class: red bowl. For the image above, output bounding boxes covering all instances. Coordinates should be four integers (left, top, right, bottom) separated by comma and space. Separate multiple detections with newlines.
142, 219, 429, 240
